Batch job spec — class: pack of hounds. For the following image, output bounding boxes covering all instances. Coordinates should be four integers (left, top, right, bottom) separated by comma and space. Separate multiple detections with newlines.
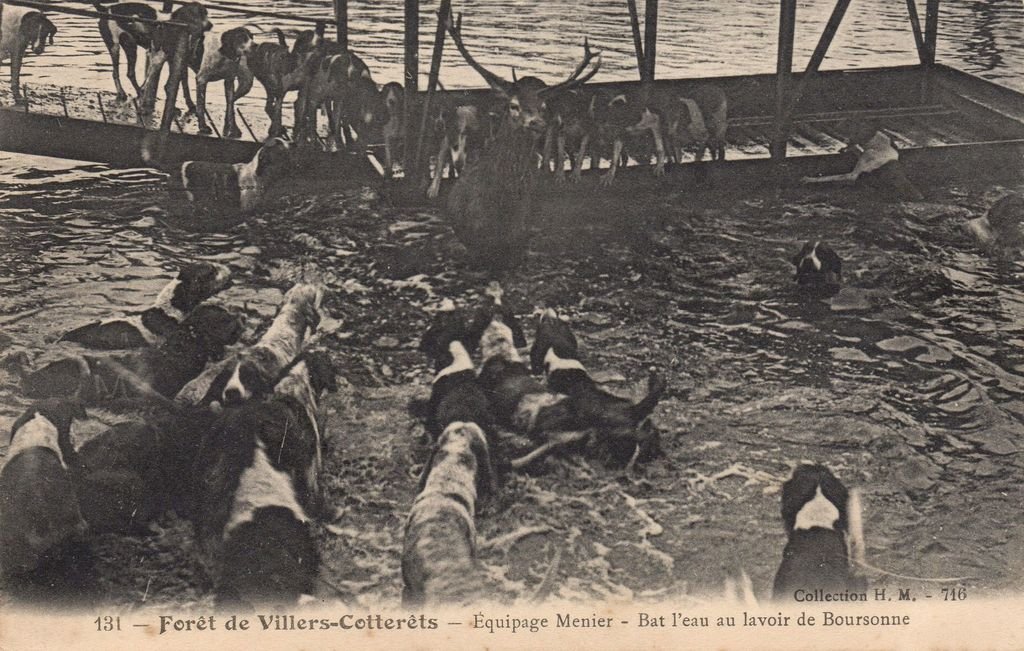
1, 260, 865, 609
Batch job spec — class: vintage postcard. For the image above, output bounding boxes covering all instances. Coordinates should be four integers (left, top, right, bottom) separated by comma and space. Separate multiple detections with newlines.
1, 0, 1023, 649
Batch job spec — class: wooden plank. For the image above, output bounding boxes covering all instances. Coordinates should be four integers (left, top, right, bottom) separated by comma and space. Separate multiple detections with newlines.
643, 0, 659, 82
626, 0, 645, 81
403, 0, 419, 169
772, 0, 797, 160
905, 0, 927, 65
924, 0, 940, 66
410, 0, 452, 187
334, 0, 348, 51
778, 0, 854, 142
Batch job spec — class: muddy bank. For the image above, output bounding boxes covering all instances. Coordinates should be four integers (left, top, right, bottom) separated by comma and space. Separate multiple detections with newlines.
2, 174, 1024, 611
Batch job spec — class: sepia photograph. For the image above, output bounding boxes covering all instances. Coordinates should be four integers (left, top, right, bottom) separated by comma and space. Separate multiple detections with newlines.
0, 0, 1023, 648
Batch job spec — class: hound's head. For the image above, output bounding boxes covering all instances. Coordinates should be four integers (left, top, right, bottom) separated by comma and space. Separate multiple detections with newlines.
281, 283, 324, 338
220, 27, 254, 60
529, 308, 579, 375
172, 2, 213, 32
467, 283, 527, 362
10, 399, 87, 462
791, 241, 842, 286
171, 261, 233, 313
183, 303, 243, 360
780, 464, 850, 536
255, 136, 294, 180
418, 421, 498, 499
419, 306, 473, 371
23, 12, 57, 55
299, 349, 339, 397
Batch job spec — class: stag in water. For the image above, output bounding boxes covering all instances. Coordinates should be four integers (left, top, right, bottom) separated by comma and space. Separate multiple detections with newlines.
443, 13, 600, 271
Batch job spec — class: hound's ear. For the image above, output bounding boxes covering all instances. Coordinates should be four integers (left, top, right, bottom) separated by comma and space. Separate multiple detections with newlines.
507, 313, 528, 349
416, 447, 438, 494
470, 432, 498, 498
162, 0, 174, 13
315, 21, 326, 38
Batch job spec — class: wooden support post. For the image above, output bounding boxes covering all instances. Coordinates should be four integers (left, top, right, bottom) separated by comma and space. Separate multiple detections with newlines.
626, 0, 645, 81
924, 0, 939, 66
923, 0, 939, 101
905, 0, 927, 65
771, 0, 797, 161
411, 0, 452, 187
779, 0, 853, 129
159, 26, 191, 132
403, 0, 419, 176
334, 0, 348, 52
642, 0, 658, 82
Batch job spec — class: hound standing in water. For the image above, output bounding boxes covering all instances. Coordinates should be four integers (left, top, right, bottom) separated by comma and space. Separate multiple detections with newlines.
167, 136, 294, 214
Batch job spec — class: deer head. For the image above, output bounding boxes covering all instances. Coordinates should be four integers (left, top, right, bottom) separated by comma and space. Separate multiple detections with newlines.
446, 12, 600, 134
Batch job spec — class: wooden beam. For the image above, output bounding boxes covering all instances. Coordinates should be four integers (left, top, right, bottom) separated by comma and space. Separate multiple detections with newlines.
905, 0, 927, 65
334, 0, 348, 51
411, 0, 452, 187
784, 0, 853, 115
771, 0, 797, 160
625, 0, 645, 81
403, 0, 419, 172
642, 0, 658, 82
924, 0, 939, 66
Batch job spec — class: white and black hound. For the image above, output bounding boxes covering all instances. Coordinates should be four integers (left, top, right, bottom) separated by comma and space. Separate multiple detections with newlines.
21, 303, 241, 404
401, 420, 495, 606
792, 241, 843, 288
191, 399, 318, 609
138, 2, 212, 114
418, 306, 496, 442
0, 401, 88, 578
95, 1, 163, 101
0, 4, 57, 101
175, 282, 324, 408
247, 25, 327, 139
467, 286, 576, 439
59, 261, 231, 349
169, 136, 293, 214
530, 308, 666, 468
772, 464, 866, 601
190, 26, 255, 137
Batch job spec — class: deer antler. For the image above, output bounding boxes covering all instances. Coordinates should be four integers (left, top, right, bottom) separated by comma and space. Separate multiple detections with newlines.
540, 38, 602, 97
446, 12, 512, 94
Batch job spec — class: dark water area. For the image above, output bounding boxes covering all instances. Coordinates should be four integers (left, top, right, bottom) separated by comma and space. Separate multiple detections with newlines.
1, 0, 1024, 610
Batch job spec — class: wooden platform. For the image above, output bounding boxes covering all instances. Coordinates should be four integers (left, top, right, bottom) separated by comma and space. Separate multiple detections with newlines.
2, 64, 1023, 200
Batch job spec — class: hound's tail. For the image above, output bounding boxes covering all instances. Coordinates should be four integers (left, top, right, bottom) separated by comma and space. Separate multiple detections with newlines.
629, 371, 666, 423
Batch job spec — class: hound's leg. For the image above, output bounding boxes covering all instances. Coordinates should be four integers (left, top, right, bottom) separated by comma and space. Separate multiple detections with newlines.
600, 138, 624, 187
10, 50, 24, 101
109, 43, 128, 101
571, 134, 589, 183
426, 135, 450, 199
195, 77, 211, 134
222, 76, 242, 138
554, 131, 568, 184
179, 67, 196, 115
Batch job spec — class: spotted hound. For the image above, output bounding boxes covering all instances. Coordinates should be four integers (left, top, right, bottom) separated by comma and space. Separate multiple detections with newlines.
175, 282, 324, 408
170, 136, 293, 213
60, 261, 231, 349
